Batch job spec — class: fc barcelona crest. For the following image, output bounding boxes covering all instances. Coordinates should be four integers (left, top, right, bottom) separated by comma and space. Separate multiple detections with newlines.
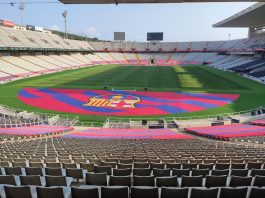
83, 94, 141, 108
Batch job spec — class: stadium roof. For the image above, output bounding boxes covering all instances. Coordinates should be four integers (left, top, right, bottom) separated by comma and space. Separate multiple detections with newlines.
60, 0, 262, 4
213, 3, 265, 28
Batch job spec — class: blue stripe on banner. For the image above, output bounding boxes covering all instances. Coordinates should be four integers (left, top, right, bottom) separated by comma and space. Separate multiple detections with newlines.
19, 89, 39, 98
183, 100, 218, 108
39, 88, 122, 113
156, 105, 188, 114
181, 92, 233, 102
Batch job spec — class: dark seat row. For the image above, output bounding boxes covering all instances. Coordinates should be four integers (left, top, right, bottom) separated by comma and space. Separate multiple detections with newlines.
1, 185, 265, 198
0, 175, 72, 186
86, 172, 265, 188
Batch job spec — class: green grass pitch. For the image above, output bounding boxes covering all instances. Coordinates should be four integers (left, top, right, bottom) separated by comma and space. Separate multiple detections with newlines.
1, 65, 265, 124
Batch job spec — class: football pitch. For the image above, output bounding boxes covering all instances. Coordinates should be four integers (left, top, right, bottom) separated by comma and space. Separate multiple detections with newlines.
1, 65, 265, 124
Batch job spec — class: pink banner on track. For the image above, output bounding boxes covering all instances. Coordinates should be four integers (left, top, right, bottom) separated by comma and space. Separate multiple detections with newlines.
18, 88, 239, 116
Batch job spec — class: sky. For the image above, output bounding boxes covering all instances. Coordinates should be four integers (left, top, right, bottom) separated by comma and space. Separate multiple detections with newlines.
0, 0, 256, 42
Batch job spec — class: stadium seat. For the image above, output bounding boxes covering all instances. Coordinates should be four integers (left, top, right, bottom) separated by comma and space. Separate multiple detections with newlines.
0, 175, 16, 185
36, 187, 65, 198
190, 188, 219, 198
5, 167, 22, 175
86, 172, 107, 186
109, 176, 131, 187
172, 169, 190, 177
113, 168, 132, 176
4, 186, 32, 198
253, 175, 265, 187
101, 186, 129, 198
131, 186, 158, 198
133, 168, 151, 176
160, 187, 189, 198
230, 169, 249, 177
156, 176, 179, 187
181, 175, 203, 187
65, 168, 83, 182
229, 176, 252, 187
20, 175, 42, 186
45, 168, 63, 176
95, 165, 112, 175
153, 168, 171, 177
219, 187, 248, 198
249, 187, 265, 198
25, 167, 44, 176
45, 176, 68, 187
133, 175, 155, 186
71, 186, 99, 198
191, 168, 210, 177
211, 169, 229, 176
205, 175, 227, 188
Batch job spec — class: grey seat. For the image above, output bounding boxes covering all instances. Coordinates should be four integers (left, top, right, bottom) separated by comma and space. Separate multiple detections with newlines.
29, 162, 44, 168
191, 168, 210, 177
181, 175, 203, 187
231, 169, 249, 177
249, 187, 265, 198
251, 169, 265, 177
253, 175, 265, 187
63, 163, 77, 169
86, 172, 107, 186
160, 187, 189, 198
172, 169, 190, 177
101, 186, 129, 198
46, 162, 62, 168
211, 169, 229, 176
219, 187, 248, 198
156, 176, 178, 187
120, 159, 133, 164
231, 163, 246, 169
229, 176, 252, 187
45, 176, 68, 187
133, 175, 155, 186
150, 163, 165, 170
205, 175, 227, 188
4, 186, 32, 198
153, 168, 170, 177
215, 163, 230, 170
198, 163, 214, 170
102, 162, 117, 169
183, 163, 197, 170
166, 163, 181, 169
45, 168, 63, 176
133, 168, 151, 176
113, 168, 131, 176
36, 187, 65, 198
0, 175, 16, 185
247, 162, 263, 169
190, 188, 218, 198
131, 187, 158, 198
117, 163, 133, 170
25, 167, 43, 176
134, 162, 149, 169
95, 165, 112, 175
71, 186, 99, 198
20, 175, 42, 186
5, 167, 22, 175
66, 168, 83, 181
109, 176, 131, 187
80, 163, 95, 172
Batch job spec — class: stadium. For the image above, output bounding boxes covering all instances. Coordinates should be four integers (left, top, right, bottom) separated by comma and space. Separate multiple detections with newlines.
0, 0, 265, 197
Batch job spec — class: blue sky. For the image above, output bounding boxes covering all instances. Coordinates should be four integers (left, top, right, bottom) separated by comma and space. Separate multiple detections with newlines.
0, 1, 255, 42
